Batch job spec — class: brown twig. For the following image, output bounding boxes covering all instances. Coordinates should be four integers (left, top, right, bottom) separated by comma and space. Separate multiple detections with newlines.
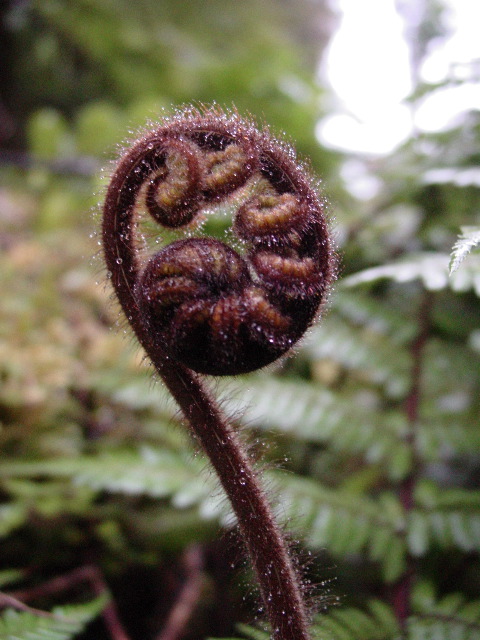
393, 292, 432, 629
154, 545, 204, 640
8, 565, 130, 640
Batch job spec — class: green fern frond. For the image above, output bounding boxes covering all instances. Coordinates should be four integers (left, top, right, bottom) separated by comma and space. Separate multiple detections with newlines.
302, 316, 410, 396
417, 417, 480, 461
219, 601, 400, 640
208, 625, 269, 640
312, 600, 400, 639
0, 503, 28, 539
332, 290, 417, 344
0, 570, 24, 589
0, 448, 234, 525
269, 473, 407, 582
0, 596, 106, 640
106, 377, 174, 413
214, 600, 480, 640
410, 588, 480, 640
422, 339, 480, 403
231, 378, 410, 478
450, 226, 480, 274
408, 615, 480, 640
232, 378, 378, 442
0, 447, 201, 497
408, 482, 480, 555
342, 252, 480, 296
236, 624, 270, 640
89, 367, 176, 418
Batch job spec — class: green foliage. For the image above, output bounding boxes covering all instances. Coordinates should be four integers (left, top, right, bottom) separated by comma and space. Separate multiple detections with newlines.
409, 482, 480, 555
215, 592, 480, 640
343, 252, 480, 296
312, 601, 400, 640
215, 601, 400, 639
271, 474, 407, 582
450, 226, 480, 274
0, 597, 106, 640
409, 583, 480, 640
0, 504, 28, 538
1, 0, 480, 638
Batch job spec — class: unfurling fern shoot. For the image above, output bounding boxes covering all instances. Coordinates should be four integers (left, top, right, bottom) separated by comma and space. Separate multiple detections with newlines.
102, 106, 335, 640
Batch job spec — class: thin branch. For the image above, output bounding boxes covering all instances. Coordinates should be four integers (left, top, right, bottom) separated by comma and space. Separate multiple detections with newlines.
154, 545, 204, 640
0, 592, 61, 618
8, 565, 130, 640
393, 292, 433, 629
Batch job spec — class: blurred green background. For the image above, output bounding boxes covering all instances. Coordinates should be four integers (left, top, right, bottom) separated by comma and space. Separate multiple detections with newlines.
1, 1, 479, 639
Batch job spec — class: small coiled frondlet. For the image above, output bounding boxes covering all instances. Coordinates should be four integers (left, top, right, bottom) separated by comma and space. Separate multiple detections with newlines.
103, 108, 333, 375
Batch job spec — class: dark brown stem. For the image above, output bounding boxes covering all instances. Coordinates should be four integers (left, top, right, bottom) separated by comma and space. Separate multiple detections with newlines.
393, 292, 432, 629
101, 248, 311, 637
101, 108, 335, 640
157, 362, 310, 639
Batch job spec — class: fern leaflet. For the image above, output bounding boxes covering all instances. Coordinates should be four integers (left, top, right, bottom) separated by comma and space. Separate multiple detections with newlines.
450, 226, 480, 274
0, 596, 106, 640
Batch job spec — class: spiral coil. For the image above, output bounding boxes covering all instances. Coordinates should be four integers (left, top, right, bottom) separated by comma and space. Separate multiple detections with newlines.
103, 108, 333, 375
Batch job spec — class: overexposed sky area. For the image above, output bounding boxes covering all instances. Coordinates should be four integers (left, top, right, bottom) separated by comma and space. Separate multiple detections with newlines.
318, 0, 480, 155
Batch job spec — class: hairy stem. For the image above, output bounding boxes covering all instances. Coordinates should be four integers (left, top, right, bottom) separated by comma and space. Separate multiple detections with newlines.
103, 185, 310, 640
100, 108, 333, 640
103, 183, 311, 640
156, 361, 310, 640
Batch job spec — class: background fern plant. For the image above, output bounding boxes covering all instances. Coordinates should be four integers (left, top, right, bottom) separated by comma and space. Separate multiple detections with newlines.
1, 1, 479, 639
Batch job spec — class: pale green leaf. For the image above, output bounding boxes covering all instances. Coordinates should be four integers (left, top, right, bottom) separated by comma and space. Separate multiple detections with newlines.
0, 596, 106, 640
450, 226, 480, 274
342, 252, 480, 295
0, 504, 28, 538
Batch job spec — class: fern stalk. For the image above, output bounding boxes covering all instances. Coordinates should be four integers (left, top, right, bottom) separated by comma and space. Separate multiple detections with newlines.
101, 108, 335, 640
394, 292, 432, 628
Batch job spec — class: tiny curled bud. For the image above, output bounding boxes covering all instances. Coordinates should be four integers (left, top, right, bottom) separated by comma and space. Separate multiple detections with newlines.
103, 106, 334, 375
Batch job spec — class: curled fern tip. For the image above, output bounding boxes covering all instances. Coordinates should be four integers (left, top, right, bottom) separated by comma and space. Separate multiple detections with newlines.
103, 106, 334, 376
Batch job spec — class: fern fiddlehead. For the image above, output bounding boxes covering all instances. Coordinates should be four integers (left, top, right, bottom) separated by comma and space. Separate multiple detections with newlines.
102, 107, 334, 640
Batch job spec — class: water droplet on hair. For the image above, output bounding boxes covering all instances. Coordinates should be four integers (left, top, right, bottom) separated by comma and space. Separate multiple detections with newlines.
116, 257, 123, 264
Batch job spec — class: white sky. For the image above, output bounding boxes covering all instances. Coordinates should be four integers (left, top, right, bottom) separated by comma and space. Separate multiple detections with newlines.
317, 0, 480, 155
